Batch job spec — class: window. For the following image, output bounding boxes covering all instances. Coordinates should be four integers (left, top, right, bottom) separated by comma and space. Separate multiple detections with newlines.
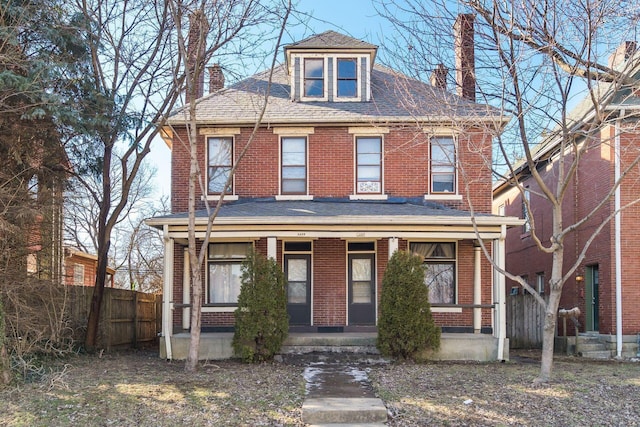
208, 137, 232, 194
304, 58, 324, 97
536, 272, 545, 295
337, 58, 357, 97
521, 274, 529, 294
430, 137, 456, 193
73, 263, 84, 286
281, 137, 307, 194
207, 242, 251, 304
410, 242, 456, 304
356, 136, 382, 193
523, 187, 531, 233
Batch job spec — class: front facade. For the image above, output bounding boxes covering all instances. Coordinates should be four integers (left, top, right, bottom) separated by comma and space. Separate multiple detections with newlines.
149, 24, 521, 360
493, 43, 640, 357
63, 248, 115, 288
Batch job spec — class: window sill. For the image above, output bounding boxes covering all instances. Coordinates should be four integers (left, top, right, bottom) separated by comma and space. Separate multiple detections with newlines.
349, 194, 388, 201
431, 307, 463, 313
275, 195, 314, 201
424, 194, 462, 201
202, 195, 239, 202
202, 306, 236, 313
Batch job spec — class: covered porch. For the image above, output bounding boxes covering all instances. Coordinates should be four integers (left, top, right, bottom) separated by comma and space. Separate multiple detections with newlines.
147, 198, 522, 362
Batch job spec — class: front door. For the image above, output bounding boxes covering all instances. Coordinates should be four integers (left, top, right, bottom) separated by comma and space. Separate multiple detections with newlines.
348, 254, 376, 325
285, 254, 311, 325
585, 265, 599, 331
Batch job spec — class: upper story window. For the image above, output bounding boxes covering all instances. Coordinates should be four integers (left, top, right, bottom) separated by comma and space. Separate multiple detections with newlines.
281, 137, 307, 195
208, 137, 233, 194
304, 58, 324, 98
430, 136, 456, 193
523, 187, 531, 233
356, 136, 382, 194
337, 58, 357, 98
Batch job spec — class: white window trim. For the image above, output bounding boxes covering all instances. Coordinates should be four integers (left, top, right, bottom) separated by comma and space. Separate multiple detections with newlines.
73, 263, 85, 286
332, 54, 367, 102
429, 135, 458, 195
206, 135, 235, 197
279, 135, 309, 197
299, 55, 329, 102
353, 134, 384, 196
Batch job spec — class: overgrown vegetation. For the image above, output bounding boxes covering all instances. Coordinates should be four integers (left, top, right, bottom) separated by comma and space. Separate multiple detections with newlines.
233, 251, 289, 363
377, 250, 440, 360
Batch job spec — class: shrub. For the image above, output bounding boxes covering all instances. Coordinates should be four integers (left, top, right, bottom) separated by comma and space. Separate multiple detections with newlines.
377, 250, 440, 360
233, 251, 289, 362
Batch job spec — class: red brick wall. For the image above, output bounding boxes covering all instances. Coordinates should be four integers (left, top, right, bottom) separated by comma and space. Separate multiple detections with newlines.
496, 125, 640, 336
170, 125, 494, 213
312, 239, 347, 326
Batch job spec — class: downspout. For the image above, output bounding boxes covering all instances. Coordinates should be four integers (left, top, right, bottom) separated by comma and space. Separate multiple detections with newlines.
162, 225, 174, 360
615, 115, 623, 358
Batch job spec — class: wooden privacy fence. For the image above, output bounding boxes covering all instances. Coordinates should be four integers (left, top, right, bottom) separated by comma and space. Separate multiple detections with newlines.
506, 293, 546, 348
67, 286, 162, 351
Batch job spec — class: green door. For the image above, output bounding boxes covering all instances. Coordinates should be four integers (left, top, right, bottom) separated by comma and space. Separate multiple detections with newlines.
585, 265, 599, 331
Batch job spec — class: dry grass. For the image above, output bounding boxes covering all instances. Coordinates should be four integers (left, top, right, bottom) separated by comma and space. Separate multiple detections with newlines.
1, 349, 639, 426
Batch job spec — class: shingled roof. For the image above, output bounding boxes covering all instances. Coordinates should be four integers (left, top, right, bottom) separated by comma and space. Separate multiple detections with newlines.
168, 63, 506, 127
284, 30, 377, 50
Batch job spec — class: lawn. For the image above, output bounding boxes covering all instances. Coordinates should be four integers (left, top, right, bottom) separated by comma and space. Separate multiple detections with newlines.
1, 350, 639, 426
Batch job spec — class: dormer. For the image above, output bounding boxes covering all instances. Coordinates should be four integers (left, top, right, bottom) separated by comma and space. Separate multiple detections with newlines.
284, 31, 378, 103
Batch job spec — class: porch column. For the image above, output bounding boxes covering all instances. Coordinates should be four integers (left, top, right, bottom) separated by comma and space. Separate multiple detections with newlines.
494, 227, 507, 360
267, 236, 277, 260
473, 244, 482, 333
388, 237, 398, 259
182, 248, 190, 330
162, 225, 174, 360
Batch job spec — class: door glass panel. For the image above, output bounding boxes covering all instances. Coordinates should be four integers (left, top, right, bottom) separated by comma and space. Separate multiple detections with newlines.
288, 259, 307, 281
352, 258, 371, 281
288, 282, 307, 304
352, 281, 372, 303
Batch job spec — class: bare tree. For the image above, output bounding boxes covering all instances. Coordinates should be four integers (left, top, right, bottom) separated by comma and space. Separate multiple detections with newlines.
166, 0, 291, 372
377, 0, 640, 382
69, 0, 185, 350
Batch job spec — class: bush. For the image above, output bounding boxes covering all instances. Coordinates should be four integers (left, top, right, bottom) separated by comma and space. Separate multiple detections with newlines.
377, 250, 440, 360
232, 251, 289, 362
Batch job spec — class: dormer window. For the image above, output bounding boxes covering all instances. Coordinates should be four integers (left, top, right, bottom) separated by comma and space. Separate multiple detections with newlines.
304, 58, 324, 98
337, 58, 357, 97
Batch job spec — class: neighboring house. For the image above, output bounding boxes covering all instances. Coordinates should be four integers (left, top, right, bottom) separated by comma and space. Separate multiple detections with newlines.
63, 247, 115, 288
148, 17, 521, 361
493, 42, 640, 357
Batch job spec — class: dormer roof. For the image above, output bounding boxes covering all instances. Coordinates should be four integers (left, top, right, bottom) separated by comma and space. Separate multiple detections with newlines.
284, 30, 378, 72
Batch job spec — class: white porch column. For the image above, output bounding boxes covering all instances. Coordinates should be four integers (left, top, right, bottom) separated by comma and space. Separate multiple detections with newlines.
388, 237, 398, 259
162, 225, 174, 360
494, 226, 507, 360
473, 244, 482, 333
267, 237, 277, 260
182, 248, 190, 330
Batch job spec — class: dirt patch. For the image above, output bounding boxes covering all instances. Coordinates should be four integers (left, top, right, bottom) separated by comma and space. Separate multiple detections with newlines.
2, 350, 639, 426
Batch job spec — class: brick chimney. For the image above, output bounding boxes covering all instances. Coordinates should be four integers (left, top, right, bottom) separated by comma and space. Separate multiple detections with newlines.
186, 11, 207, 104
454, 14, 476, 102
208, 64, 225, 93
430, 63, 448, 90
608, 41, 637, 69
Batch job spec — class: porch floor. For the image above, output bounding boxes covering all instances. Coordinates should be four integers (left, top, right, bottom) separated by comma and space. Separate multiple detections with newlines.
160, 332, 508, 362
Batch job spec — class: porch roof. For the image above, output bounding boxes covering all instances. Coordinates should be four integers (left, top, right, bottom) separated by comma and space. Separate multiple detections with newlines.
147, 198, 522, 230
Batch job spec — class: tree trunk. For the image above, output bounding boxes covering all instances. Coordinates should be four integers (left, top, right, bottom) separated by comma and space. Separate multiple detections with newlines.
537, 245, 564, 383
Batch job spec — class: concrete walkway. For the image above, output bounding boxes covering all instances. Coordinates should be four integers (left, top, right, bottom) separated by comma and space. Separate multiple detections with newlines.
300, 353, 388, 426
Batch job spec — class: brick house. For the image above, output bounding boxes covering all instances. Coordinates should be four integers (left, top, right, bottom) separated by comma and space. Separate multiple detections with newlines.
492, 42, 640, 357
63, 247, 115, 288
148, 18, 521, 360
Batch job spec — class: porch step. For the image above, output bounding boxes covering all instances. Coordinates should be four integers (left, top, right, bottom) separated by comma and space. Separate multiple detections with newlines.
281, 332, 378, 355
580, 350, 613, 359
303, 398, 388, 425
